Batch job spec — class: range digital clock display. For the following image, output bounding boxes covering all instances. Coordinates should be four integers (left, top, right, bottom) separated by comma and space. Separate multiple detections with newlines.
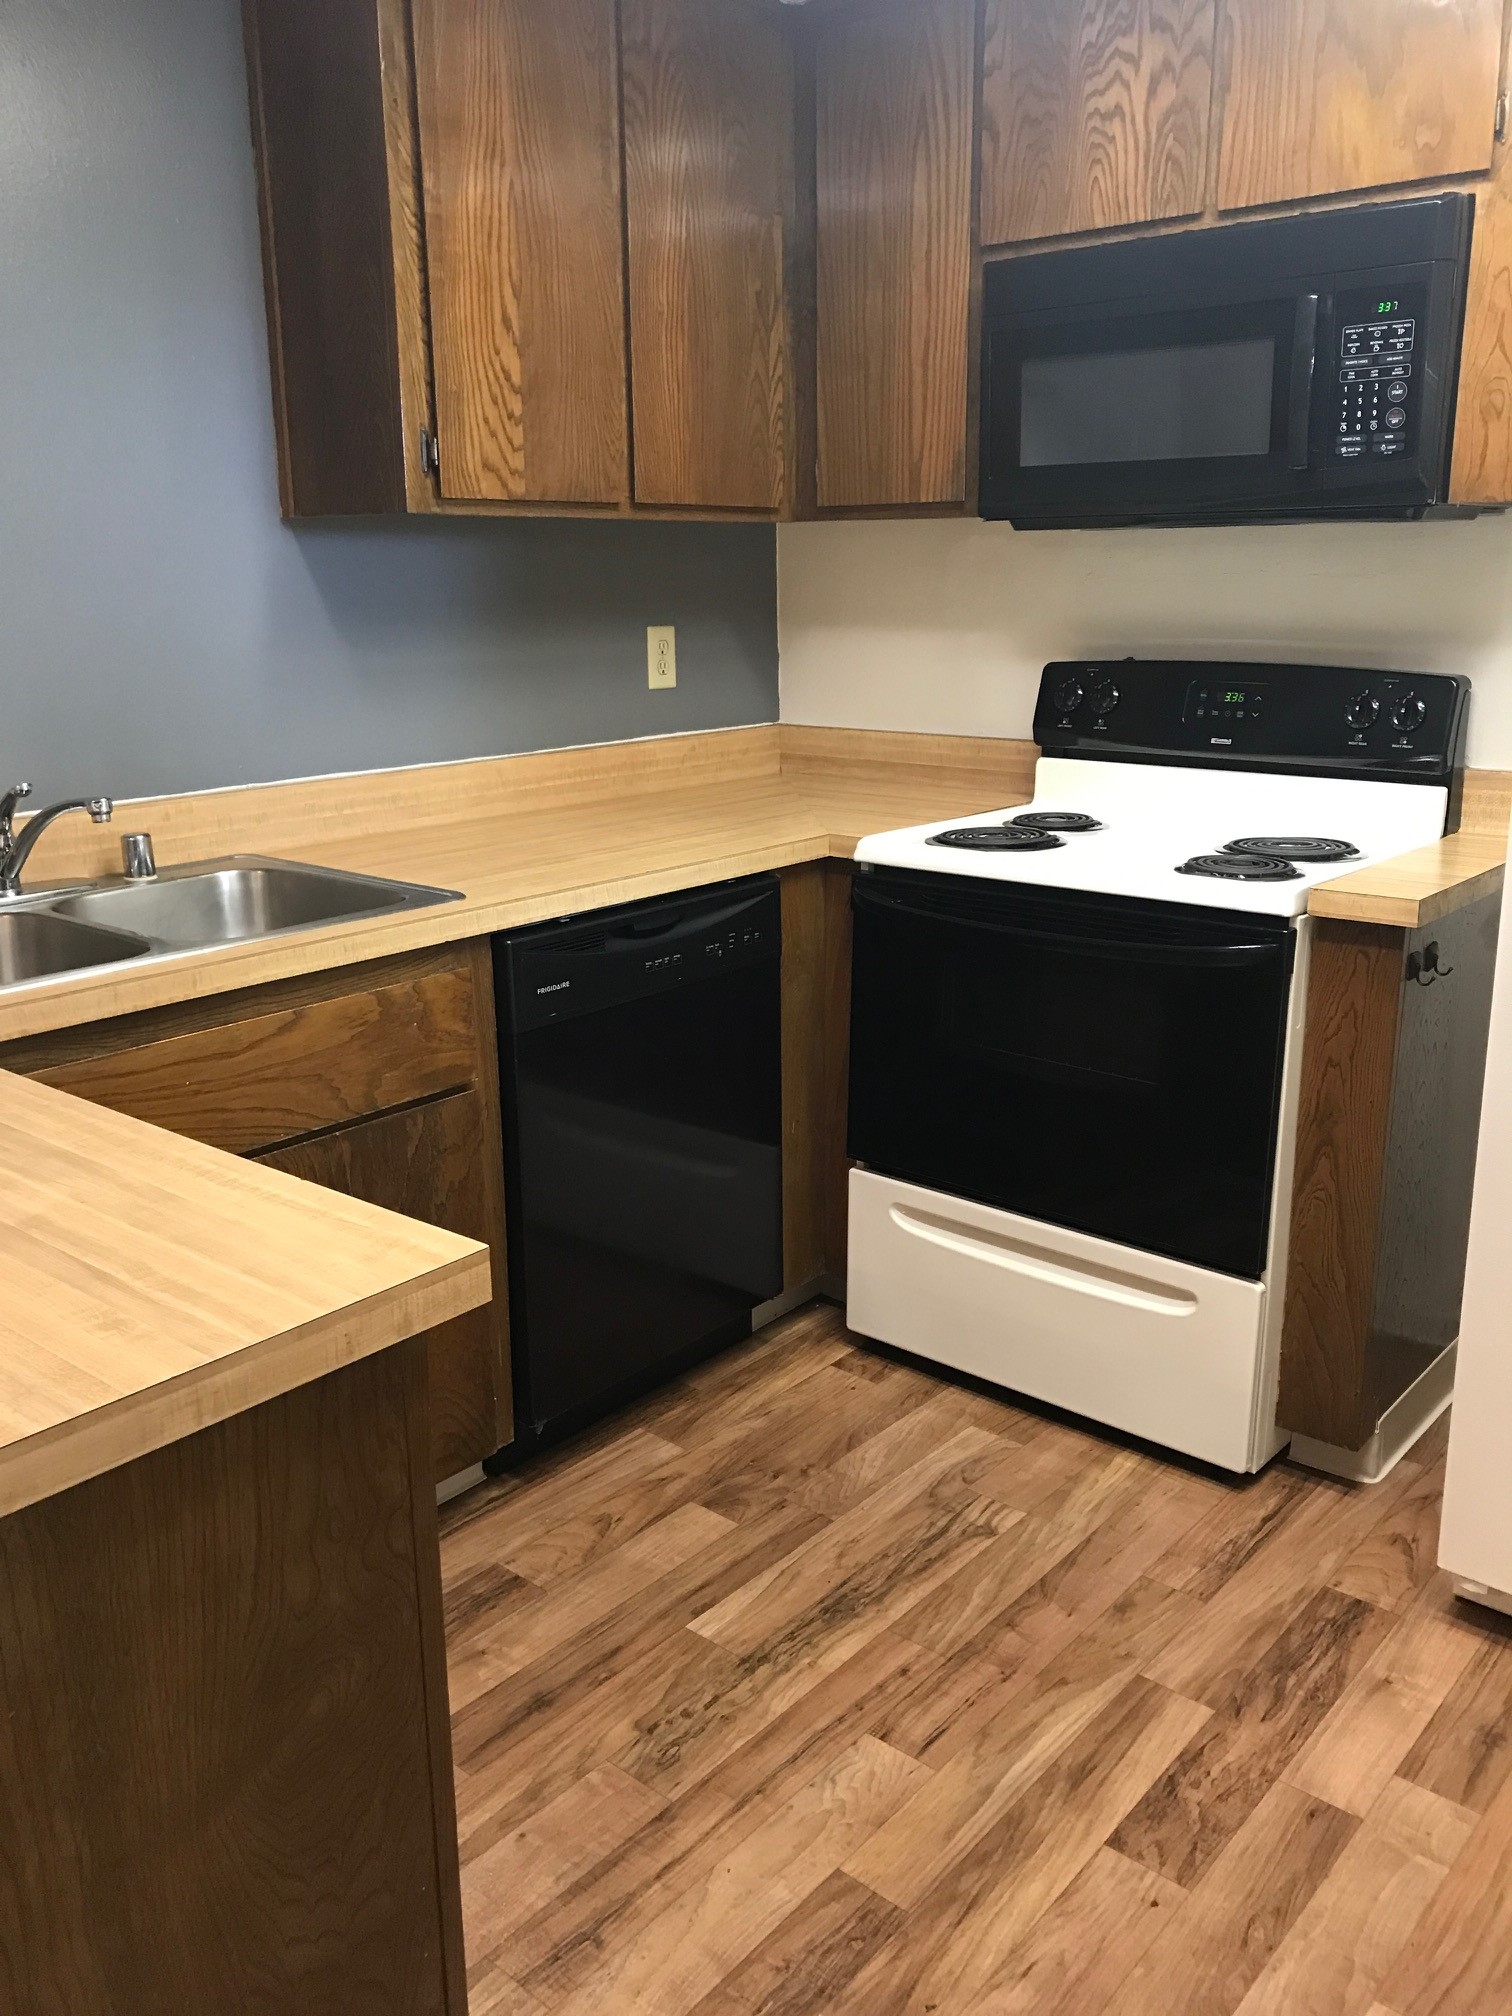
1183, 681, 1269, 727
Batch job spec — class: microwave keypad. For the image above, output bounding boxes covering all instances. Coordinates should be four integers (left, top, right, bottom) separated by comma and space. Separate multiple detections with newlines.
1335, 311, 1415, 461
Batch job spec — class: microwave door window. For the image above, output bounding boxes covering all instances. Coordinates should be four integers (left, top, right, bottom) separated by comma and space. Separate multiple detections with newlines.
1020, 337, 1277, 467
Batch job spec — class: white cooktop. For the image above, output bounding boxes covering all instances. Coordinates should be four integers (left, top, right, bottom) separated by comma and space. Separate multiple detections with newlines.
855, 757, 1451, 917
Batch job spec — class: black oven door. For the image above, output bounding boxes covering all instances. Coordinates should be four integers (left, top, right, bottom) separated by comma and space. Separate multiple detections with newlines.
847, 871, 1296, 1280
981, 293, 1325, 528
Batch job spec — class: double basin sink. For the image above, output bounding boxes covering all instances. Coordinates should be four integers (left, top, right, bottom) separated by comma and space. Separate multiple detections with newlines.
0, 859, 461, 988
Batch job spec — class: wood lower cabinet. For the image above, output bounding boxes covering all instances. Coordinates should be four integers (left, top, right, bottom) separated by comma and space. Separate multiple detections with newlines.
259, 1090, 508, 1481
411, 0, 630, 506
0, 1337, 466, 2016
1279, 889, 1502, 1456
622, 0, 794, 511
0, 941, 512, 1481
1215, 0, 1507, 213
779, 861, 854, 1289
981, 0, 1216, 247
813, 0, 978, 510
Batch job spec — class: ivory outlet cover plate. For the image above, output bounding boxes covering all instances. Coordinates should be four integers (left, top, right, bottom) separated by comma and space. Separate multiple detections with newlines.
647, 626, 677, 690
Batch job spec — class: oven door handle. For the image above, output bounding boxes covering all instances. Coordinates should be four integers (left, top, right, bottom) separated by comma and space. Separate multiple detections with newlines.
1287, 293, 1319, 472
854, 885, 1281, 968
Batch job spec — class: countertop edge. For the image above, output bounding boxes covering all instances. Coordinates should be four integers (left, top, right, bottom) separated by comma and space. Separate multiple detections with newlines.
1308, 849, 1506, 930
0, 1244, 491, 1519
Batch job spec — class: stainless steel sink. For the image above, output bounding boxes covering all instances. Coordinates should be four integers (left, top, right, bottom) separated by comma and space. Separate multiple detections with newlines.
0, 857, 461, 990
0, 908, 152, 985
48, 858, 458, 951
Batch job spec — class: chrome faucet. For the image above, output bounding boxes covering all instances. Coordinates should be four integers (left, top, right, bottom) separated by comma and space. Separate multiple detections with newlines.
0, 783, 114, 898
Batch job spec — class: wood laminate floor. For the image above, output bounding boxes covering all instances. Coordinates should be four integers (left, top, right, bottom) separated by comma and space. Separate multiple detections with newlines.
439, 1304, 1512, 2016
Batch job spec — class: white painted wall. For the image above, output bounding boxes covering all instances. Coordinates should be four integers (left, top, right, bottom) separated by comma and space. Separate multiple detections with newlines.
778, 513, 1512, 769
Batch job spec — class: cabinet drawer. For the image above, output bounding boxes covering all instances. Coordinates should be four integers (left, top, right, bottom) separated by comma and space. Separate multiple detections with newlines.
34, 964, 480, 1154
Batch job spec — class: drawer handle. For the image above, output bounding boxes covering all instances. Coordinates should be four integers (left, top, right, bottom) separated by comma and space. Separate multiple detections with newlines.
889, 1204, 1199, 1317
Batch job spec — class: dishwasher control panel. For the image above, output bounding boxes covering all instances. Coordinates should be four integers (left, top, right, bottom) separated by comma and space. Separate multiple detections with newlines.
498, 875, 781, 1031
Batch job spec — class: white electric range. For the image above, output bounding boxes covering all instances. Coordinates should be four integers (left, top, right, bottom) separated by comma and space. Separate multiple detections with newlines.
845, 659, 1470, 1471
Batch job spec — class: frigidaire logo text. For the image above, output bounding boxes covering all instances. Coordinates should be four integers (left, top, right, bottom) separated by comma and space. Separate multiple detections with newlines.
536, 980, 571, 995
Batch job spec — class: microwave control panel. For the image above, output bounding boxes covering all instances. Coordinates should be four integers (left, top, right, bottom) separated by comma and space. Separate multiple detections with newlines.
1331, 284, 1426, 464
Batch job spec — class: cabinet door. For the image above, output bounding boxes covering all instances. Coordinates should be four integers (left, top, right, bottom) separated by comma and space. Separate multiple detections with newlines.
259, 1091, 511, 1479
411, 0, 629, 504
981, 0, 1215, 246
1452, 170, 1512, 505
623, 0, 792, 510
1217, 0, 1506, 213
814, 0, 977, 509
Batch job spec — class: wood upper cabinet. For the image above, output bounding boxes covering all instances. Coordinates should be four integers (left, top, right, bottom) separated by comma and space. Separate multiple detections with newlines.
411, 0, 629, 505
1216, 0, 1507, 212
981, 0, 1216, 246
814, 0, 978, 509
622, 0, 793, 511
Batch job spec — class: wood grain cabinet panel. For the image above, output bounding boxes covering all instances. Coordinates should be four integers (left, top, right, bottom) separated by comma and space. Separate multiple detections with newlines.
241, 0, 410, 515
1279, 893, 1501, 1453
1452, 161, 1512, 506
623, 0, 792, 510
31, 965, 478, 1154
259, 1091, 511, 1483
981, 0, 1216, 246
411, 0, 629, 504
777, 861, 856, 1290
814, 0, 977, 508
1216, 0, 1506, 213
0, 1340, 466, 2016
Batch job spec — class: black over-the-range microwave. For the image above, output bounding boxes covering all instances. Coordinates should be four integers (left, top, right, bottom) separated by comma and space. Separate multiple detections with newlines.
979, 194, 1475, 530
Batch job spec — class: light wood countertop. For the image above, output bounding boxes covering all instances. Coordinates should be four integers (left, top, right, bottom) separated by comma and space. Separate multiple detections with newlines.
0, 1069, 491, 1517
0, 726, 1502, 1043
1306, 826, 1507, 928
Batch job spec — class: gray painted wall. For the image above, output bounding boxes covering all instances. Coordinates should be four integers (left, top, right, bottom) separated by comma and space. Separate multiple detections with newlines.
0, 0, 778, 804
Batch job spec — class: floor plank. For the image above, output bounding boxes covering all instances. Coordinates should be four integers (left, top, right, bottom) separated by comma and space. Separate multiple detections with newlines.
437, 1306, 1512, 2016
683, 1868, 904, 2016
964, 1845, 1184, 2015
545, 1736, 928, 2016
1230, 1778, 1476, 2016
1284, 1593, 1482, 1817
1111, 1586, 1390, 1886
1104, 1782, 1359, 2016
1398, 1617, 1512, 1812
827, 1679, 1212, 2015
1387, 1756, 1512, 2016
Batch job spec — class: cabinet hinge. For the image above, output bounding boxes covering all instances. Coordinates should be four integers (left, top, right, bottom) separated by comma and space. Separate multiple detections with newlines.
419, 427, 440, 480
1497, 92, 1508, 144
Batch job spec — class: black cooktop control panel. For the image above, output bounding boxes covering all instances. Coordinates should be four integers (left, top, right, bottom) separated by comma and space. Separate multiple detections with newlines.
1037, 659, 1470, 806
1332, 284, 1425, 465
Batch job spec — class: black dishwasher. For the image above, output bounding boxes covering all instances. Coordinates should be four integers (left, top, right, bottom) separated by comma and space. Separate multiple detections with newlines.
492, 875, 783, 1452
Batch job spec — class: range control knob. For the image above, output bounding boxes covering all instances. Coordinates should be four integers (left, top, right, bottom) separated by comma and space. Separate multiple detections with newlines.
1390, 693, 1427, 734
1088, 681, 1121, 717
1052, 675, 1085, 715
1345, 691, 1380, 731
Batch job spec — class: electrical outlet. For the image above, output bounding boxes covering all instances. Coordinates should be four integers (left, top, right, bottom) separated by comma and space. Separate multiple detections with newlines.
647, 625, 677, 690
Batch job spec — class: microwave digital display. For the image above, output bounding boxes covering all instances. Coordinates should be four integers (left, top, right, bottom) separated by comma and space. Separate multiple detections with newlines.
1020, 337, 1275, 468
